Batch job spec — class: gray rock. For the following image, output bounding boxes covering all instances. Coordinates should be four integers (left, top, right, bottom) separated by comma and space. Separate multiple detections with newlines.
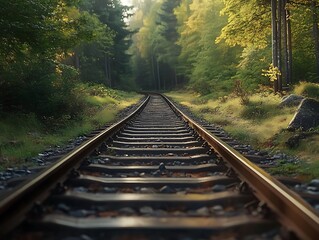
57, 203, 70, 213
69, 209, 95, 217
310, 179, 319, 187
103, 187, 117, 193
288, 98, 319, 130
139, 206, 154, 215
119, 207, 136, 215
159, 162, 166, 171
280, 94, 304, 107
211, 184, 226, 192
210, 205, 223, 213
153, 209, 168, 216
139, 187, 154, 193
195, 207, 210, 216
159, 185, 176, 193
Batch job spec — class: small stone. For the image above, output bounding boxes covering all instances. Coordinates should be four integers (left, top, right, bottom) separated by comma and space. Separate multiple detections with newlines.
119, 207, 136, 215
103, 187, 117, 193
310, 179, 319, 187
69, 209, 95, 217
37, 159, 44, 166
159, 162, 166, 171
140, 187, 154, 193
159, 185, 176, 193
211, 184, 226, 192
80, 235, 94, 240
154, 209, 167, 216
152, 170, 161, 176
74, 187, 88, 193
57, 203, 70, 213
139, 206, 154, 215
307, 186, 319, 194
210, 205, 224, 212
172, 211, 185, 216
195, 207, 210, 216
139, 172, 146, 177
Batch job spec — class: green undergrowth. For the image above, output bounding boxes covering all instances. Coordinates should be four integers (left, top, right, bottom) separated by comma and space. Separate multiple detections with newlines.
167, 90, 319, 179
0, 85, 141, 169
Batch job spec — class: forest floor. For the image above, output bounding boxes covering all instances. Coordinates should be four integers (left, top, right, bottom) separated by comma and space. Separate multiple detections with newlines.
0, 87, 142, 170
167, 90, 319, 180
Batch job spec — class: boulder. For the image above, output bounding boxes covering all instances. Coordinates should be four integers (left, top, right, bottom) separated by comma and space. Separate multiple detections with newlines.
280, 94, 305, 107
288, 98, 319, 130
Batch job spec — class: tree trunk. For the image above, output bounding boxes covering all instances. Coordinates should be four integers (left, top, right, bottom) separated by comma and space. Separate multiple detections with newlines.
174, 68, 178, 88
74, 52, 80, 70
151, 55, 156, 89
271, 0, 279, 92
287, 0, 293, 84
312, 0, 319, 81
104, 54, 111, 87
282, 0, 288, 85
156, 59, 161, 91
277, 0, 283, 91
283, 0, 293, 85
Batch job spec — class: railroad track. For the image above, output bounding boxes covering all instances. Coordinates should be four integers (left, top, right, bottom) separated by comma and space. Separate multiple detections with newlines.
0, 94, 318, 240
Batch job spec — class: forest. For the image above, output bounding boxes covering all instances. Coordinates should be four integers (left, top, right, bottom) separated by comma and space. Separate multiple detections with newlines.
1, 0, 319, 118
130, 0, 319, 94
0, 0, 133, 119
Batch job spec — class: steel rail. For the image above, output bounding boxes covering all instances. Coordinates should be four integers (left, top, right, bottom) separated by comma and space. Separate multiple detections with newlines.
0, 96, 150, 237
163, 94, 319, 240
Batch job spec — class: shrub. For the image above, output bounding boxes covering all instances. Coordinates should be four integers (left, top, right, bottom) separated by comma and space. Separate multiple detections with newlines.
241, 102, 267, 119
234, 79, 250, 105
294, 82, 319, 100
190, 79, 211, 95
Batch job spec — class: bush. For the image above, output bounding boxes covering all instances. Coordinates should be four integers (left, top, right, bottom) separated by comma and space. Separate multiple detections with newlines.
234, 79, 250, 105
189, 79, 212, 95
294, 82, 319, 100
0, 58, 86, 121
241, 102, 267, 119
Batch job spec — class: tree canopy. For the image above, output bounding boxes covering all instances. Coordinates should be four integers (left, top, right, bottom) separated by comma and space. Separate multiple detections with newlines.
129, 0, 319, 93
0, 0, 131, 117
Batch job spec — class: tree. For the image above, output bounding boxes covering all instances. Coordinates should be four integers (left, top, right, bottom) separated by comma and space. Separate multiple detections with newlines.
0, 0, 114, 116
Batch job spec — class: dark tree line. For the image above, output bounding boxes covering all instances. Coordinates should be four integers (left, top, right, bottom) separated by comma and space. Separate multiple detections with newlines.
0, 0, 132, 118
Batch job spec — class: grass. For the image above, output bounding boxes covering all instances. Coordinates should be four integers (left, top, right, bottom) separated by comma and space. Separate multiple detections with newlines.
294, 82, 319, 100
0, 88, 142, 170
167, 90, 319, 179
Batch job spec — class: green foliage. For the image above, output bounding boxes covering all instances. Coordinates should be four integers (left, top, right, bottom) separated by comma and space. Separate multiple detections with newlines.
241, 102, 268, 120
78, 0, 133, 88
189, 80, 212, 95
233, 80, 250, 105
294, 82, 319, 99
217, 0, 271, 49
240, 101, 279, 120
0, 85, 142, 168
0, 0, 131, 123
235, 46, 271, 90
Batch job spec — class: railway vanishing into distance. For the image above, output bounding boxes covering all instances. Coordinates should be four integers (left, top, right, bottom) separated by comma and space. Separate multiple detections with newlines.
0, 94, 318, 240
